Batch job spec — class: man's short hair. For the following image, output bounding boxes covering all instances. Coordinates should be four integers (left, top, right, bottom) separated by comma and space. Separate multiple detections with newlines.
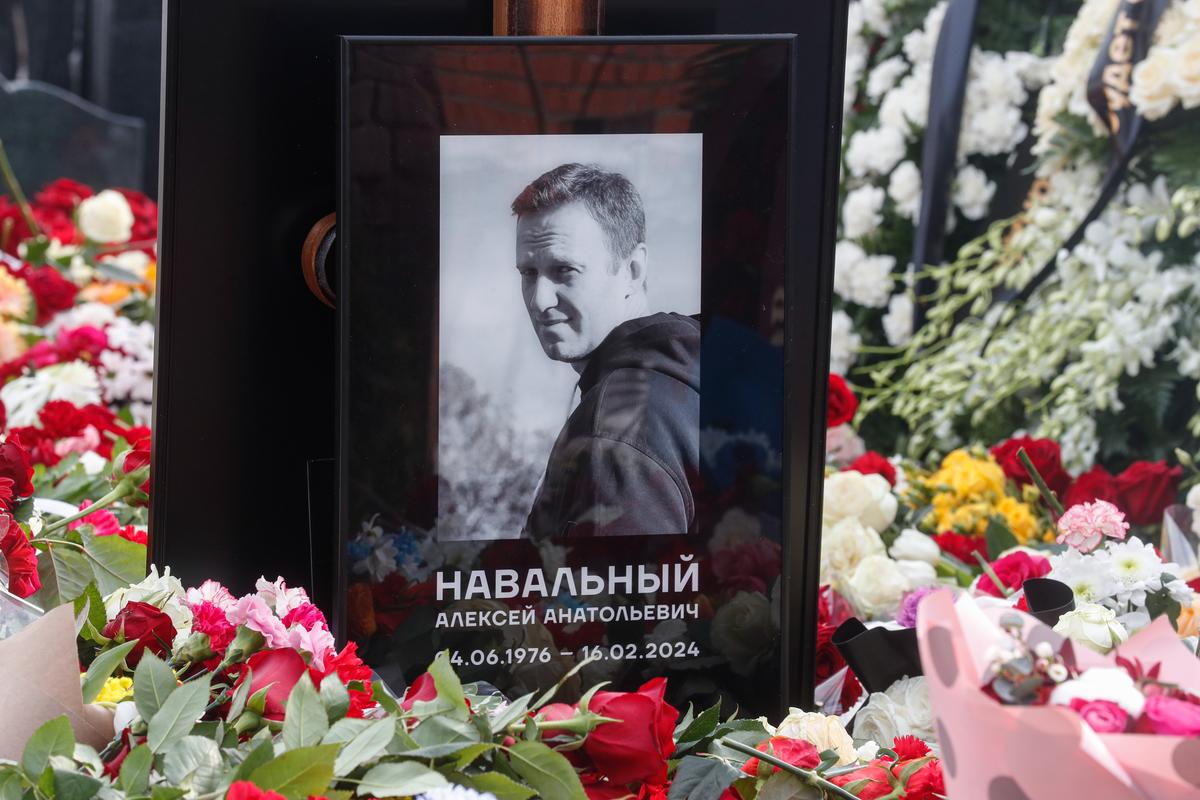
511, 163, 646, 261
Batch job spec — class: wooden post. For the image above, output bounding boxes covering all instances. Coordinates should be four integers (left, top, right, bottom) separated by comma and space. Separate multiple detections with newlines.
493, 0, 603, 36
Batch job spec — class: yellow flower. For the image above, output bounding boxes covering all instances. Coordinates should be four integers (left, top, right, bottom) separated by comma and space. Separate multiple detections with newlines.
995, 496, 1039, 544
0, 270, 32, 320
1178, 600, 1200, 639
927, 450, 1007, 502
81, 281, 132, 306
95, 676, 134, 704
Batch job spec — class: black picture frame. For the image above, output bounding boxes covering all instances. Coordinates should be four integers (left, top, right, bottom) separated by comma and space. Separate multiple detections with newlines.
337, 35, 838, 716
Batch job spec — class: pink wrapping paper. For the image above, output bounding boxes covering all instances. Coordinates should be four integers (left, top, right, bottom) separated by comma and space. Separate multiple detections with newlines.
916, 590, 1200, 799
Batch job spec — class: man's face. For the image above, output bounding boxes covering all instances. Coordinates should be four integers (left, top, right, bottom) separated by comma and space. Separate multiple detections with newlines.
516, 203, 634, 363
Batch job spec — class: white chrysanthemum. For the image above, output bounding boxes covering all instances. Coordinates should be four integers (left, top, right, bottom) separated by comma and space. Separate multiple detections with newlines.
842, 185, 885, 239
0, 360, 103, 427
829, 310, 862, 375
845, 125, 907, 178
952, 165, 997, 220
882, 293, 914, 347
46, 301, 117, 334
888, 161, 922, 221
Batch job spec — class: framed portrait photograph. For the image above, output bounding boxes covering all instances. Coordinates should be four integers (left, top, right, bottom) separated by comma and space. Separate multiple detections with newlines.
338, 36, 836, 717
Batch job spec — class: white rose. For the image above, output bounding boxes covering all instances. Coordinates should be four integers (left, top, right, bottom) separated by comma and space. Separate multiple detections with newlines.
890, 529, 940, 564
887, 160, 922, 221
882, 292, 914, 347
885, 675, 936, 741
710, 591, 777, 676
895, 558, 938, 588
1172, 37, 1200, 109
100, 250, 153, 282
842, 185, 885, 239
820, 517, 886, 587
103, 566, 193, 633
845, 554, 911, 618
774, 710, 857, 765
1050, 666, 1145, 717
823, 470, 898, 531
952, 164, 996, 220
829, 310, 862, 375
78, 189, 134, 244
1130, 49, 1178, 120
845, 126, 907, 178
853, 692, 904, 743
1053, 602, 1129, 654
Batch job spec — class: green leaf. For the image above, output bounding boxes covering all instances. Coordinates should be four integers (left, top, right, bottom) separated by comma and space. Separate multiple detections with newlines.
505, 740, 587, 800
319, 672, 351, 721
119, 744, 153, 794
226, 669, 253, 723
371, 681, 401, 715
491, 692, 534, 733
428, 650, 470, 720
248, 744, 339, 799
51, 769, 102, 800
81, 640, 137, 703
0, 769, 24, 800
984, 516, 1019, 560
283, 674, 329, 749
466, 771, 537, 800
73, 582, 108, 636
147, 674, 211, 753
134, 652, 178, 723
35, 542, 93, 607
755, 772, 823, 800
333, 717, 395, 776
21, 716, 74, 777
81, 530, 147, 595
232, 739, 276, 783
673, 703, 722, 754
667, 756, 742, 800
453, 742, 496, 770
322, 718, 374, 745
408, 714, 480, 755
151, 787, 186, 800
163, 735, 221, 786
354, 762, 448, 797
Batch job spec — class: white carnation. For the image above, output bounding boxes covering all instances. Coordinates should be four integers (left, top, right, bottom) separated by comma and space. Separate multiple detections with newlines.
834, 241, 894, 308
882, 292, 914, 347
952, 165, 996, 220
842, 185, 885, 239
845, 126, 907, 178
888, 160, 922, 221
78, 190, 134, 244
829, 310, 861, 374
867, 56, 909, 102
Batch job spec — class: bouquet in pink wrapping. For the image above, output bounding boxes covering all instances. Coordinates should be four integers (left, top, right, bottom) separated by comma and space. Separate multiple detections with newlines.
916, 589, 1200, 799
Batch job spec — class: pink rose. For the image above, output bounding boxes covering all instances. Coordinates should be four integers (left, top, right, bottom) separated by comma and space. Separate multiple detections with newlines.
1140, 695, 1200, 736
1068, 698, 1128, 733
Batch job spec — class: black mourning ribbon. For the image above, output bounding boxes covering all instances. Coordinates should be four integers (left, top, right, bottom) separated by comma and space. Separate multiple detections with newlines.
983, 0, 1170, 347
832, 578, 1075, 693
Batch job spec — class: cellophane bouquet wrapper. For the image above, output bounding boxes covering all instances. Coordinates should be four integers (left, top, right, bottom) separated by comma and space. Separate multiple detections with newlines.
916, 590, 1200, 799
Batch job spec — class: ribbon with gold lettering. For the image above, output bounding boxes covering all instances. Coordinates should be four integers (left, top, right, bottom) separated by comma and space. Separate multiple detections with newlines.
987, 0, 1170, 335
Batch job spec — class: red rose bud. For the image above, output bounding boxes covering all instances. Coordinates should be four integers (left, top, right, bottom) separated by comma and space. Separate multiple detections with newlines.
740, 736, 820, 777
583, 677, 679, 786
1114, 460, 1182, 526
827, 374, 858, 428
112, 439, 151, 503
0, 438, 35, 498
237, 648, 309, 721
845, 451, 897, 485
990, 436, 1071, 497
400, 672, 437, 711
102, 601, 177, 666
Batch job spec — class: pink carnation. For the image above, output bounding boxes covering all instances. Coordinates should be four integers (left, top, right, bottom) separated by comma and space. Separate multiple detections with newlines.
284, 623, 336, 671
54, 425, 101, 458
67, 499, 121, 537
1056, 500, 1129, 553
191, 601, 237, 654
281, 602, 327, 631
1141, 695, 1200, 736
185, 580, 237, 611
255, 576, 309, 616
226, 594, 289, 648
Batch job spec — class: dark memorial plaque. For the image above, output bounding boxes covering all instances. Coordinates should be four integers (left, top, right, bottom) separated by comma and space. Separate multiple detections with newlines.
338, 37, 830, 716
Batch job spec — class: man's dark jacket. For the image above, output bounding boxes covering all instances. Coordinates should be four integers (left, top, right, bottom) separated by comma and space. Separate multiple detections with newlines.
524, 312, 700, 539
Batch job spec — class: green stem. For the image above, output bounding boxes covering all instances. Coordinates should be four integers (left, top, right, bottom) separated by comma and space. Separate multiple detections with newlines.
1017, 447, 1065, 518
41, 481, 133, 535
0, 139, 41, 237
509, 714, 620, 735
716, 737, 860, 800
974, 552, 1013, 598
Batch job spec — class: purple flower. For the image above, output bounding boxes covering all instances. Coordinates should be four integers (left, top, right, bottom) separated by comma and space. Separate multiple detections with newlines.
896, 586, 938, 628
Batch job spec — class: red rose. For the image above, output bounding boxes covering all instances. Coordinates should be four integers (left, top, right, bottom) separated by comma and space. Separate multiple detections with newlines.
0, 438, 34, 497
1114, 460, 1182, 526
845, 451, 897, 485
0, 516, 40, 597
102, 601, 177, 666
976, 551, 1050, 598
740, 736, 819, 777
711, 538, 782, 594
21, 265, 78, 324
830, 757, 943, 800
116, 188, 158, 244
225, 781, 287, 800
537, 702, 578, 739
990, 436, 1071, 497
116, 435, 152, 501
35, 178, 93, 214
814, 623, 862, 708
827, 374, 858, 428
584, 677, 679, 785
236, 648, 308, 721
400, 671, 437, 711
1063, 466, 1120, 509
932, 531, 987, 565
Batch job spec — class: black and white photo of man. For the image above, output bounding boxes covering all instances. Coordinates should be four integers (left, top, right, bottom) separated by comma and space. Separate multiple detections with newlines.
513, 164, 699, 539
437, 134, 702, 541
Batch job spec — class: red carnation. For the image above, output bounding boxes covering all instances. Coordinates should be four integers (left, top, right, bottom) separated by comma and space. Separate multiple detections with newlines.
0, 515, 39, 597
0, 437, 34, 497
1064, 465, 1120, 508
740, 736, 820, 777
584, 678, 679, 786
891, 735, 931, 761
932, 531, 987, 565
845, 451, 897, 485
21, 265, 78, 324
310, 641, 375, 717
976, 551, 1050, 598
225, 782, 287, 800
827, 374, 858, 428
35, 179, 92, 216
1114, 460, 1182, 526
102, 601, 176, 666
990, 436, 1071, 497
831, 757, 944, 800
116, 188, 158, 244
